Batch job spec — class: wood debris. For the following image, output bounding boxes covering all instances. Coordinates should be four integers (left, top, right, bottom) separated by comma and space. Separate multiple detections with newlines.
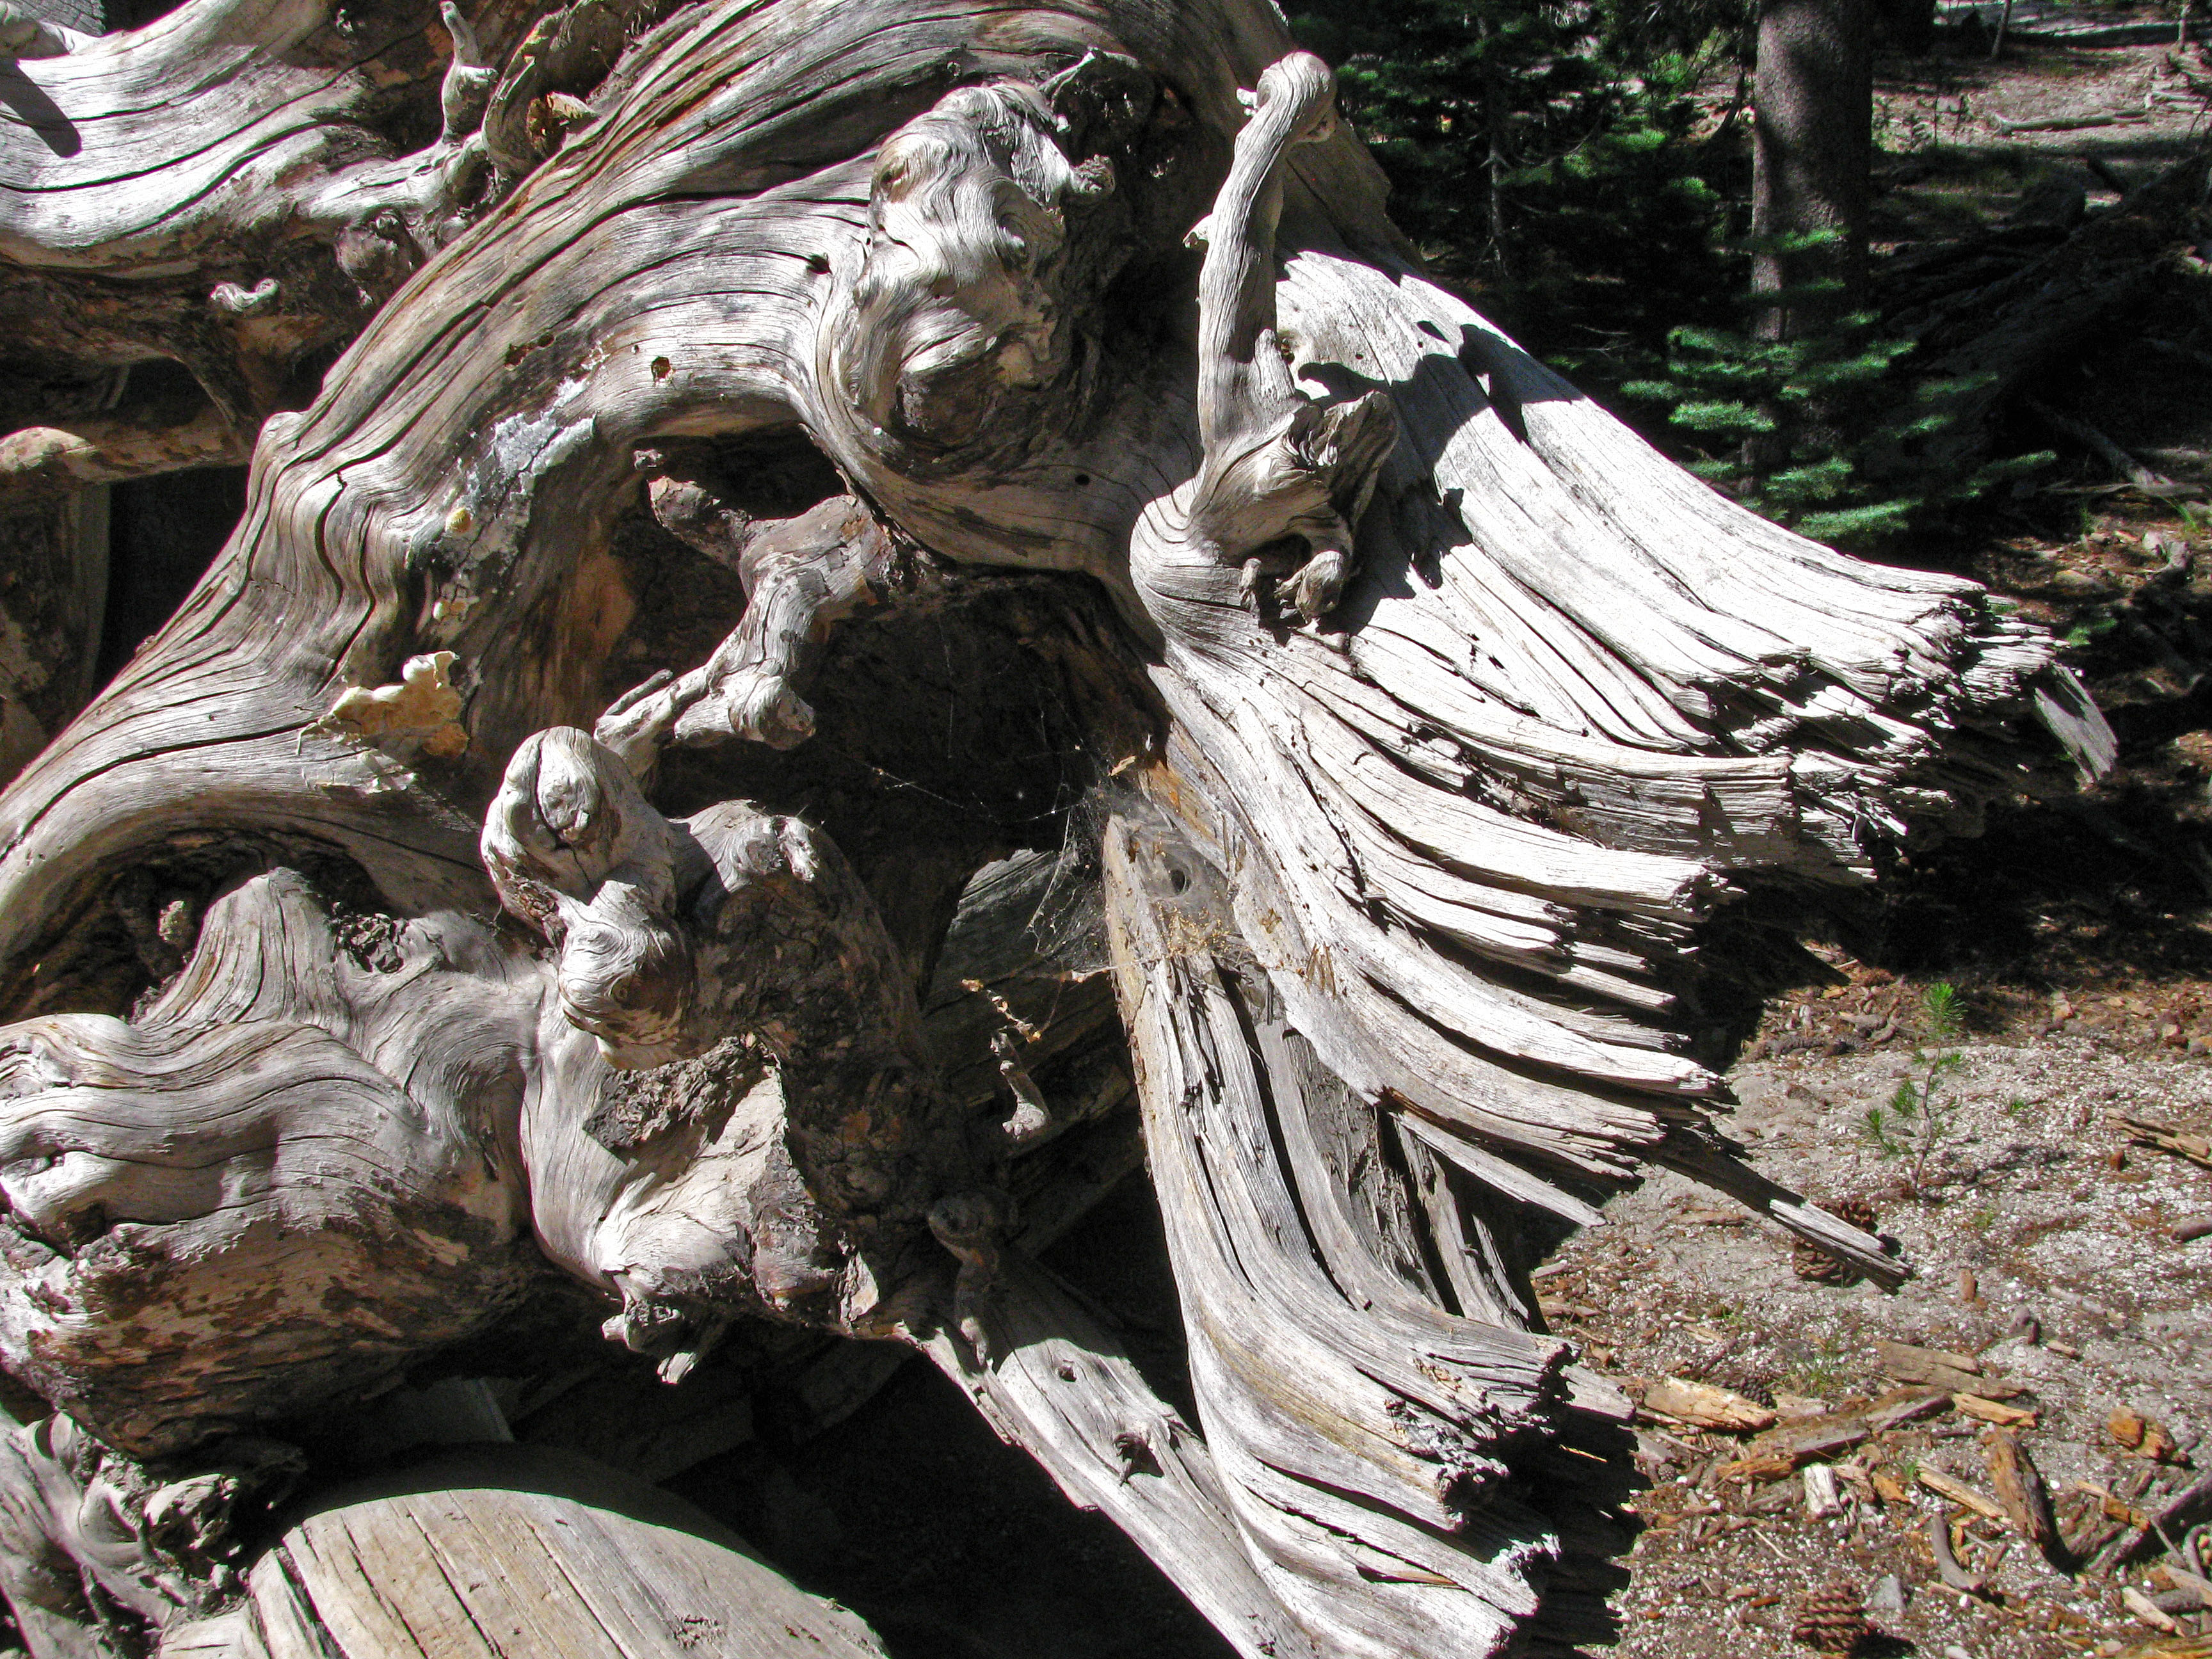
2126, 1585, 2188, 1634
1867, 1386, 1959, 1432
1713, 1452, 1800, 1483
2161, 1564, 2212, 1610
1875, 1339, 1994, 1396
2112, 1112, 2212, 1171
1640, 1379, 1777, 1433
1803, 1463, 1845, 1519
1916, 1467, 2010, 1522
1985, 1428, 2061, 1558
2095, 1470, 2212, 1571
1927, 1511, 1991, 1595
1954, 1392, 2037, 1428
2112, 1407, 2184, 1462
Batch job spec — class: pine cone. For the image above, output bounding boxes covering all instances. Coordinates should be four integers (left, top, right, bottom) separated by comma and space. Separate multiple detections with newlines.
1791, 1584, 1869, 1653
1793, 1197, 1879, 1284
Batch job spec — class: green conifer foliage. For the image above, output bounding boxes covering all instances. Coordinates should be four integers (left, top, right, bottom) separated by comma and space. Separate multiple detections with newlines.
1285, 0, 1746, 357
1290, 1, 2050, 549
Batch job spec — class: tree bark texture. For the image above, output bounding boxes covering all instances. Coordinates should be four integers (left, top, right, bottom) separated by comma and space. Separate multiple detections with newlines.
1752, 0, 1875, 333
0, 1, 2109, 1654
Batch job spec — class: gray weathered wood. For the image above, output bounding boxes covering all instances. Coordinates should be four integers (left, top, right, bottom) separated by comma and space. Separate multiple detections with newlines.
164, 1446, 888, 1658
0, 4, 2113, 1654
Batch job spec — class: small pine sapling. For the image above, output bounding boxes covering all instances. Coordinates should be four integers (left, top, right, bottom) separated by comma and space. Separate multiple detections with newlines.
1861, 981, 1968, 1194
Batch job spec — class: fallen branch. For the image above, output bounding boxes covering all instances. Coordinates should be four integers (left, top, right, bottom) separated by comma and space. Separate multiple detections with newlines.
2112, 1112, 2212, 1171
2147, 337, 2212, 374
1879, 145, 2212, 484
1998, 112, 2150, 135
2024, 396, 2204, 499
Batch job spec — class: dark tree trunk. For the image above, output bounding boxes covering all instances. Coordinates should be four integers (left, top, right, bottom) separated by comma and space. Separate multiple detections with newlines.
1751, 0, 1875, 338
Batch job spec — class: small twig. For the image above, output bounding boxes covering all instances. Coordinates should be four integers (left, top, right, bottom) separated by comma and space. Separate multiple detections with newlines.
2083, 153, 2132, 195
1711, 60, 1752, 148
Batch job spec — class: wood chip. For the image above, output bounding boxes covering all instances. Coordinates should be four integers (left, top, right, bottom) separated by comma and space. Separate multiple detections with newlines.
2124, 1586, 2186, 1634
1866, 1386, 1956, 1432
1916, 1467, 2009, 1521
1804, 1463, 1845, 1518
1871, 1470, 1912, 1505
1985, 1428, 2059, 1553
2111, 1112, 2212, 1171
1641, 1379, 1776, 1434
1954, 1393, 2037, 1428
1877, 1339, 1982, 1379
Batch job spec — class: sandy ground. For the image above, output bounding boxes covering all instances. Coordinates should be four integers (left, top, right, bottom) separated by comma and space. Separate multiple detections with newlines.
1569, 1025, 2210, 1659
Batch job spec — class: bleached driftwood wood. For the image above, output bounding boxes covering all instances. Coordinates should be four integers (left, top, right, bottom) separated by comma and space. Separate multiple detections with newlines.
481, 725, 971, 1366
0, 411, 246, 503
0, 1, 2113, 1655
0, 1409, 305, 1656
918, 1248, 1324, 1659
1102, 811, 1565, 1658
0, 868, 542, 1459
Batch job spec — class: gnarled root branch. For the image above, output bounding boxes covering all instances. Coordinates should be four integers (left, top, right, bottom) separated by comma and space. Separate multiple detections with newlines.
1166, 52, 1398, 626
486, 728, 979, 1362
0, 1413, 301, 1653
596, 449, 908, 765
0, 869, 538, 1460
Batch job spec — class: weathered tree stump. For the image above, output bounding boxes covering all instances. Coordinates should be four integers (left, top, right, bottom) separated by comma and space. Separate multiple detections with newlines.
0, 0, 2110, 1653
